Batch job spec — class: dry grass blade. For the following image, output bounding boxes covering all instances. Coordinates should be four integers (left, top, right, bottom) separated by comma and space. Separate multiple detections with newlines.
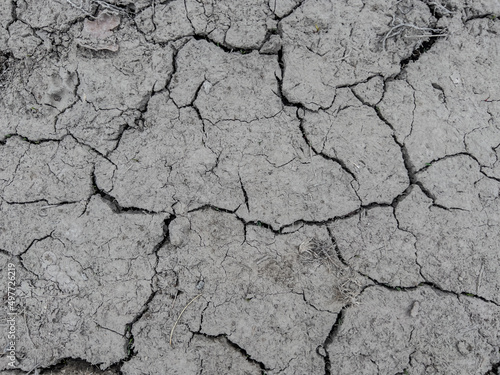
298, 238, 345, 272
169, 293, 202, 347
299, 237, 362, 305
64, 0, 124, 18
427, 1, 454, 15
381, 14, 447, 51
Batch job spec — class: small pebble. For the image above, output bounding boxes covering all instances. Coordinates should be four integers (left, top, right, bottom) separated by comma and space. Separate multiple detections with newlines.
203, 81, 212, 94
410, 301, 419, 317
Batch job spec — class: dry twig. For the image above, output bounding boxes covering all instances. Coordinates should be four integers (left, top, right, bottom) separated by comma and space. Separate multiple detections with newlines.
381, 14, 446, 51
64, 0, 124, 18
427, 1, 454, 15
169, 294, 202, 347
299, 237, 362, 305
299, 238, 345, 272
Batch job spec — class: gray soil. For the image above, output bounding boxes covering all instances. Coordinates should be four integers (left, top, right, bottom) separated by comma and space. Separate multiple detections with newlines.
1, 0, 500, 374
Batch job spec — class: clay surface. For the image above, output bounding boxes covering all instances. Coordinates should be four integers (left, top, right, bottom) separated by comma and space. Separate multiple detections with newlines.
1, 0, 500, 374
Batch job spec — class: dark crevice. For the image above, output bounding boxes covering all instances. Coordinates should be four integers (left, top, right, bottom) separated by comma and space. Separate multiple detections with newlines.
182, 0, 195, 35
11, 251, 40, 281
459, 289, 500, 307
166, 40, 186, 91
276, 48, 359, 182
331, 228, 419, 291
0, 248, 11, 256
329, 223, 499, 306
64, 133, 117, 166
326, 227, 349, 268
378, 1, 447, 75
18, 233, 54, 258
444, 282, 500, 306
246, 219, 285, 235
130, 112, 145, 133
464, 12, 499, 23
241, 219, 248, 244
1, 198, 80, 206
191, 331, 270, 372
271, 0, 306, 20
296, 290, 332, 313
90, 169, 163, 215
192, 34, 254, 54
187, 204, 283, 235
399, 36, 442, 70
431, 82, 447, 103
298, 120, 358, 182
336, 74, 381, 91
258, 26, 280, 52
275, 48, 299, 108
120, 290, 157, 362
203, 201, 373, 235
104, 122, 130, 156
10, 0, 18, 22
482, 171, 500, 184
178, 80, 204, 111
132, 86, 155, 130
414, 151, 482, 174
391, 205, 426, 282
151, 215, 176, 272
118, 214, 174, 369
321, 308, 346, 375
371, 102, 449, 208
1, 133, 117, 173
361, 280, 500, 307
277, 201, 394, 234
238, 174, 250, 212
119, 215, 176, 369
76, 43, 121, 60
187, 203, 240, 216
485, 360, 500, 375
399, 173, 439, 208
1, 134, 61, 145
390, 184, 415, 209
396, 140, 418, 183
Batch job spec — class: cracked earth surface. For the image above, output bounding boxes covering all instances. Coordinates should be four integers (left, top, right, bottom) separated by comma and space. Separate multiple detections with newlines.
1, 0, 500, 374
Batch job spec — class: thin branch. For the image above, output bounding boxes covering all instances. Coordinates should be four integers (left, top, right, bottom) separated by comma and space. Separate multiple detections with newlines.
169, 294, 202, 347
63, 0, 124, 18
381, 15, 446, 51
427, 1, 454, 15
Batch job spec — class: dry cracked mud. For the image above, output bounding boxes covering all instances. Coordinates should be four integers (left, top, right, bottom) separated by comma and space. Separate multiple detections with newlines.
1, 0, 500, 374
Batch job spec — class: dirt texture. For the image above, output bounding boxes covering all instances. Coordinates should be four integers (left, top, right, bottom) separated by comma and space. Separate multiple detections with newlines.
1, 0, 500, 374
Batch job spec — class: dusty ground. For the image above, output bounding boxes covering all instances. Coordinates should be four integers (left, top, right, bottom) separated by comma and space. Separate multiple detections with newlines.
1, 0, 500, 374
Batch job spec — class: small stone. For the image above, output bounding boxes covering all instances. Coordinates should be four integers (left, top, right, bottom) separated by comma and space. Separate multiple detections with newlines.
260, 35, 281, 54
203, 81, 212, 94
317, 346, 327, 357
457, 340, 471, 355
410, 301, 420, 317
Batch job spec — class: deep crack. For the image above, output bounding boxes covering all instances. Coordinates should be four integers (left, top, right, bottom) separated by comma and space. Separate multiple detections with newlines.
190, 331, 270, 372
